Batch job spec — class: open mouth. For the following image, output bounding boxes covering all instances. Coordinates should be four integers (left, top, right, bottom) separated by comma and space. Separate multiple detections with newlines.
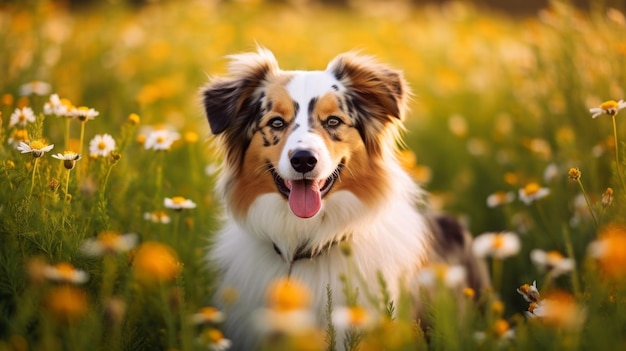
268, 161, 344, 218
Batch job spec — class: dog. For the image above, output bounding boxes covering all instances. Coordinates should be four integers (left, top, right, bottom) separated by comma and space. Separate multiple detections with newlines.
201, 47, 489, 350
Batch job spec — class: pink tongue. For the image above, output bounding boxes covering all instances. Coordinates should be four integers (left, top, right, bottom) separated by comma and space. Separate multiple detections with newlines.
288, 179, 322, 218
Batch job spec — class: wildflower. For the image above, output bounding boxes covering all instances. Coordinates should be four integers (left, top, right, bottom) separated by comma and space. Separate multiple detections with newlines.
143, 210, 171, 224
44, 285, 88, 323
89, 134, 116, 158
332, 305, 377, 330
517, 280, 540, 302
588, 224, 626, 279
463, 287, 476, 299
20, 81, 51, 96
590, 99, 626, 118
43, 262, 89, 284
191, 306, 226, 325
198, 328, 232, 351
164, 196, 197, 211
8, 107, 36, 128
518, 182, 550, 205
486, 191, 515, 208
530, 249, 574, 277
16, 140, 54, 158
127, 113, 140, 125
253, 277, 315, 334
525, 291, 586, 330
602, 187, 614, 207
7, 128, 29, 146
474, 319, 515, 344
52, 151, 81, 170
416, 263, 466, 288
1, 93, 14, 106
472, 231, 521, 259
44, 94, 73, 117
80, 231, 138, 256
568, 167, 581, 181
70, 106, 99, 122
184, 131, 199, 143
144, 129, 180, 151
132, 241, 180, 285
397, 149, 432, 183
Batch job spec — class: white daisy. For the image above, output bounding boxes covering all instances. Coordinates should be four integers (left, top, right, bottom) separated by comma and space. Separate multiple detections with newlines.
516, 280, 540, 303
198, 328, 232, 351
164, 196, 197, 211
486, 191, 515, 208
472, 231, 521, 259
332, 305, 378, 330
52, 151, 82, 170
415, 263, 467, 289
80, 231, 138, 257
16, 140, 54, 158
89, 134, 116, 158
43, 262, 89, 284
530, 249, 575, 277
143, 210, 171, 224
8, 107, 36, 128
44, 94, 73, 117
20, 81, 51, 96
71, 106, 99, 122
590, 99, 626, 118
144, 129, 180, 151
518, 182, 550, 205
191, 306, 226, 325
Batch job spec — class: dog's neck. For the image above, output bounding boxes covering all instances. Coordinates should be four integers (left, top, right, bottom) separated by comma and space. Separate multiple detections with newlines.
272, 233, 351, 266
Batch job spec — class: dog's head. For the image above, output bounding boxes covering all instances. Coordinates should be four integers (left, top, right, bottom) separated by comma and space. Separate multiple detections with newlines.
202, 47, 410, 220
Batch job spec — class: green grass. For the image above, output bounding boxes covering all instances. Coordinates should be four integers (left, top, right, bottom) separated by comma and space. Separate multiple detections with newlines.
1, 0, 626, 350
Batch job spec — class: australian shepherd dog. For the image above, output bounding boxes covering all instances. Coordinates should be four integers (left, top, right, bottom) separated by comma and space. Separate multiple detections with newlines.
201, 47, 488, 350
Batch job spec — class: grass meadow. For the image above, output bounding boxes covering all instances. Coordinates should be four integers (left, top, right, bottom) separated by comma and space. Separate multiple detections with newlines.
2, 0, 626, 350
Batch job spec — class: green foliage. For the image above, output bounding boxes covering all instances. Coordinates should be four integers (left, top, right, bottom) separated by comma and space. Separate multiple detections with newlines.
2, 0, 626, 350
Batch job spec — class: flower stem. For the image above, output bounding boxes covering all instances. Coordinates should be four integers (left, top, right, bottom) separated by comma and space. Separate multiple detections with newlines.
65, 118, 70, 151
29, 158, 39, 198
64, 169, 71, 202
611, 115, 626, 194
577, 178, 599, 228
78, 121, 86, 156
561, 225, 581, 297
492, 258, 503, 294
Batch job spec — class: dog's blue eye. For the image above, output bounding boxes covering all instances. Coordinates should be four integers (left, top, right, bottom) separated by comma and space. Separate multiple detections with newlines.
269, 117, 285, 130
326, 116, 342, 128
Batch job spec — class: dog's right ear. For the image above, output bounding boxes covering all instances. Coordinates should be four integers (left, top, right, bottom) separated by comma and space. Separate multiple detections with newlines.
201, 48, 280, 135
202, 78, 242, 135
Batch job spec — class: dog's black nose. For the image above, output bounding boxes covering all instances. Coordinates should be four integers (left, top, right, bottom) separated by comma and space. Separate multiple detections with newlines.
290, 150, 317, 173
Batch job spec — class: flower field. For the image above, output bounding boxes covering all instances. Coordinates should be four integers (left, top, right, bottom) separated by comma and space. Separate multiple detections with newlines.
1, 0, 626, 350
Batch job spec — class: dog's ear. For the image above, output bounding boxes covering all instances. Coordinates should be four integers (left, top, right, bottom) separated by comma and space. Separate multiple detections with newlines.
327, 53, 410, 155
201, 47, 279, 135
327, 52, 410, 122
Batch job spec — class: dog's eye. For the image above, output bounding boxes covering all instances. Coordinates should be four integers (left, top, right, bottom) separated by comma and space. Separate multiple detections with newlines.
268, 117, 286, 130
325, 116, 343, 128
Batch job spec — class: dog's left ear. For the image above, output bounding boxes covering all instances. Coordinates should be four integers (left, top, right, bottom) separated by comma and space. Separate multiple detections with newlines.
327, 53, 410, 122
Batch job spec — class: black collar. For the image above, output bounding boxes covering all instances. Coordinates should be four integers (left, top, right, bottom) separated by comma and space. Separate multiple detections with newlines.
272, 235, 350, 263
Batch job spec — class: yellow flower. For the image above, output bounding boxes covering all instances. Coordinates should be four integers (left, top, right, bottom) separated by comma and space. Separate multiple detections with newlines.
132, 241, 180, 285
128, 113, 140, 125
568, 167, 581, 181
525, 291, 585, 330
266, 277, 310, 311
588, 224, 626, 279
590, 99, 626, 118
45, 285, 89, 323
